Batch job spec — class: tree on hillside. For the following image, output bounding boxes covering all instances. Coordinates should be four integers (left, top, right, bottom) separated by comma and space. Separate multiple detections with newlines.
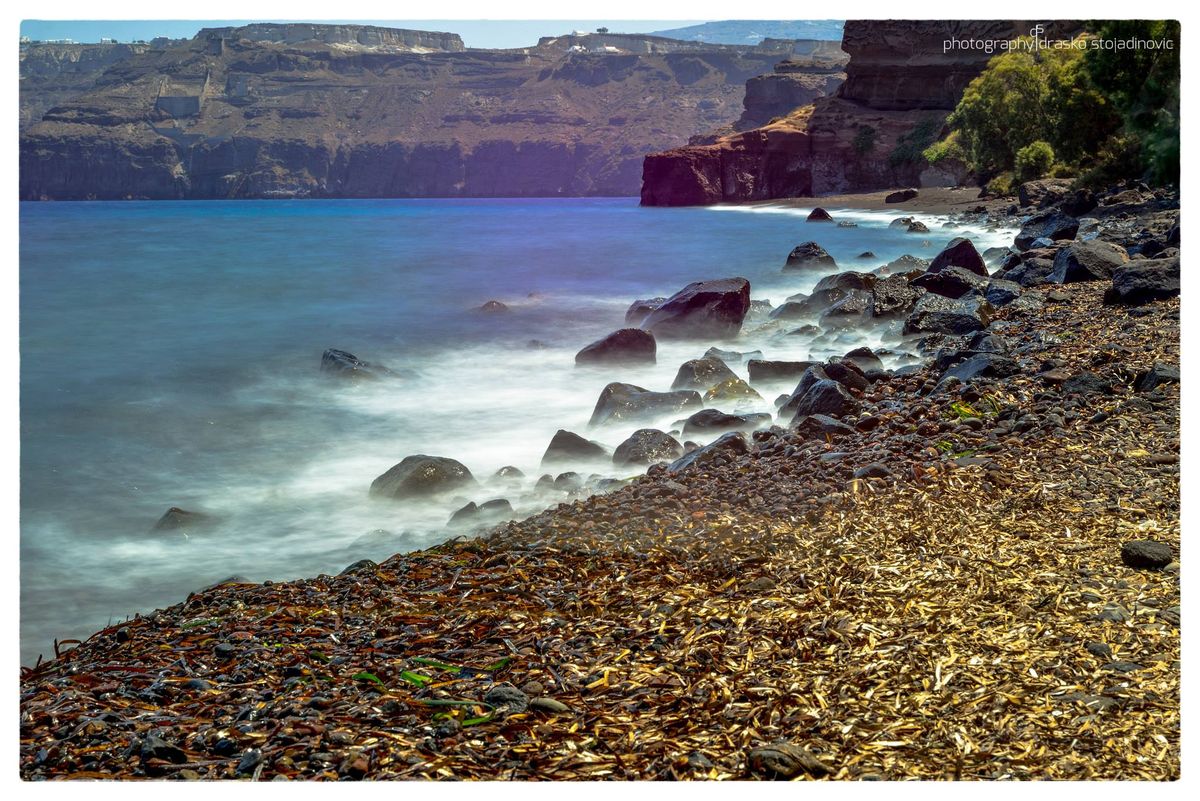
946, 37, 1120, 181
1083, 20, 1180, 184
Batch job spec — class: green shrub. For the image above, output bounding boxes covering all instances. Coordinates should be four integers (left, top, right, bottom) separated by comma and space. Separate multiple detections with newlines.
1015, 140, 1055, 181
946, 22, 1179, 188
948, 35, 1121, 180
1084, 20, 1180, 184
986, 172, 1017, 197
889, 117, 943, 168
1076, 135, 1146, 189
923, 130, 968, 164
852, 125, 877, 156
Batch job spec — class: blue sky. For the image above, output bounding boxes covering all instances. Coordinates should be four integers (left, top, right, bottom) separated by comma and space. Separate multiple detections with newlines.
19, 20, 706, 49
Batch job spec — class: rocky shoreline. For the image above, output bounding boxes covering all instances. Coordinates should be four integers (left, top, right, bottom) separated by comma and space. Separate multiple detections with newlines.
19, 186, 1180, 780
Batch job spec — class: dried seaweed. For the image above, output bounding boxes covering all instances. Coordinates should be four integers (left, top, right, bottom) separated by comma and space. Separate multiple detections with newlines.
19, 287, 1180, 780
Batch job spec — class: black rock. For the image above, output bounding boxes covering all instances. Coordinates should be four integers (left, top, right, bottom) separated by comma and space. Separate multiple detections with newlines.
885, 188, 919, 203
640, 277, 751, 339
821, 360, 870, 392
153, 507, 214, 532
771, 289, 848, 319
784, 242, 837, 271
1060, 188, 1098, 216
995, 256, 1057, 287
906, 220, 930, 234
792, 414, 856, 438
667, 432, 750, 473
1062, 371, 1114, 396
140, 735, 187, 764
339, 559, 377, 576
704, 346, 763, 364
612, 429, 684, 467
476, 300, 509, 314
747, 300, 774, 320
853, 462, 893, 479
553, 472, 583, 492
1134, 362, 1180, 392
1015, 211, 1079, 250
624, 297, 666, 325
671, 357, 738, 391
320, 348, 395, 381
818, 289, 874, 327
871, 274, 923, 318
929, 237, 988, 277
982, 246, 1017, 266
940, 353, 1021, 383
681, 409, 771, 439
813, 271, 876, 294
806, 207, 834, 222
236, 748, 264, 776
541, 429, 609, 466
1104, 256, 1180, 305
786, 379, 861, 422
748, 359, 815, 384
493, 465, 525, 482
786, 365, 832, 401
1120, 540, 1174, 570
902, 294, 993, 336
858, 251, 877, 259
449, 499, 515, 526
589, 382, 702, 427
912, 265, 988, 299
842, 346, 884, 373
883, 253, 929, 272
484, 684, 530, 713
889, 216, 914, 229
369, 455, 476, 500
1048, 240, 1129, 283
575, 328, 657, 365
984, 279, 1023, 307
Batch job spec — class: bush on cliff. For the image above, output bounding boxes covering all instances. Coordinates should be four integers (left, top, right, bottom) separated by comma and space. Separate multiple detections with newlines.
922, 130, 968, 165
946, 37, 1119, 180
888, 117, 943, 169
1015, 141, 1055, 181
1083, 20, 1180, 185
941, 24, 1179, 188
852, 125, 877, 156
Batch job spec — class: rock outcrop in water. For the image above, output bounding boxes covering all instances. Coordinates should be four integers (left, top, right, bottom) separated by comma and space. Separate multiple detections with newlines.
641, 20, 1080, 205
369, 455, 477, 500
19, 27, 834, 199
640, 277, 752, 340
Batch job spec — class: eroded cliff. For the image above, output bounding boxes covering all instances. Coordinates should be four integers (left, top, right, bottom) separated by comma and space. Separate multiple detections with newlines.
20, 26, 837, 200
641, 20, 1080, 205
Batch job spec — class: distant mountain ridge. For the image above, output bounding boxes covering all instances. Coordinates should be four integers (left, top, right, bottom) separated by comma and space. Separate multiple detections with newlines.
650, 20, 845, 45
20, 25, 842, 199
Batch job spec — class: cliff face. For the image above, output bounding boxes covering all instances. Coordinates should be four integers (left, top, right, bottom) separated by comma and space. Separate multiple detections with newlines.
20, 28, 804, 200
196, 24, 464, 52
20, 43, 150, 129
737, 60, 846, 129
641, 20, 1080, 205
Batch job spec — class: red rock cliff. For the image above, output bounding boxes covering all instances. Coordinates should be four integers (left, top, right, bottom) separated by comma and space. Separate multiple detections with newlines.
641, 20, 1079, 206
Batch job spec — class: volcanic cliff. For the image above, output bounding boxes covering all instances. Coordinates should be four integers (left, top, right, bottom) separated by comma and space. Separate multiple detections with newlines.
641, 20, 1080, 205
20, 25, 842, 200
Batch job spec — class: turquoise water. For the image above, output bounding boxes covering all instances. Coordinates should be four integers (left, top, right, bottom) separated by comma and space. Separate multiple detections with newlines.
19, 197, 1016, 664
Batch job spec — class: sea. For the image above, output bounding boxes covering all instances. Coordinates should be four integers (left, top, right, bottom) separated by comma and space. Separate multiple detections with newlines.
19, 197, 1018, 665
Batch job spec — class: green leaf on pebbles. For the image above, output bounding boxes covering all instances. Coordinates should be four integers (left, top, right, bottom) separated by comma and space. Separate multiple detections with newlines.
398, 670, 432, 687
351, 671, 387, 690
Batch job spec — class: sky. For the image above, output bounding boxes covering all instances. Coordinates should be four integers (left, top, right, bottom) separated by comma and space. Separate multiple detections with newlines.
18, 20, 707, 49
